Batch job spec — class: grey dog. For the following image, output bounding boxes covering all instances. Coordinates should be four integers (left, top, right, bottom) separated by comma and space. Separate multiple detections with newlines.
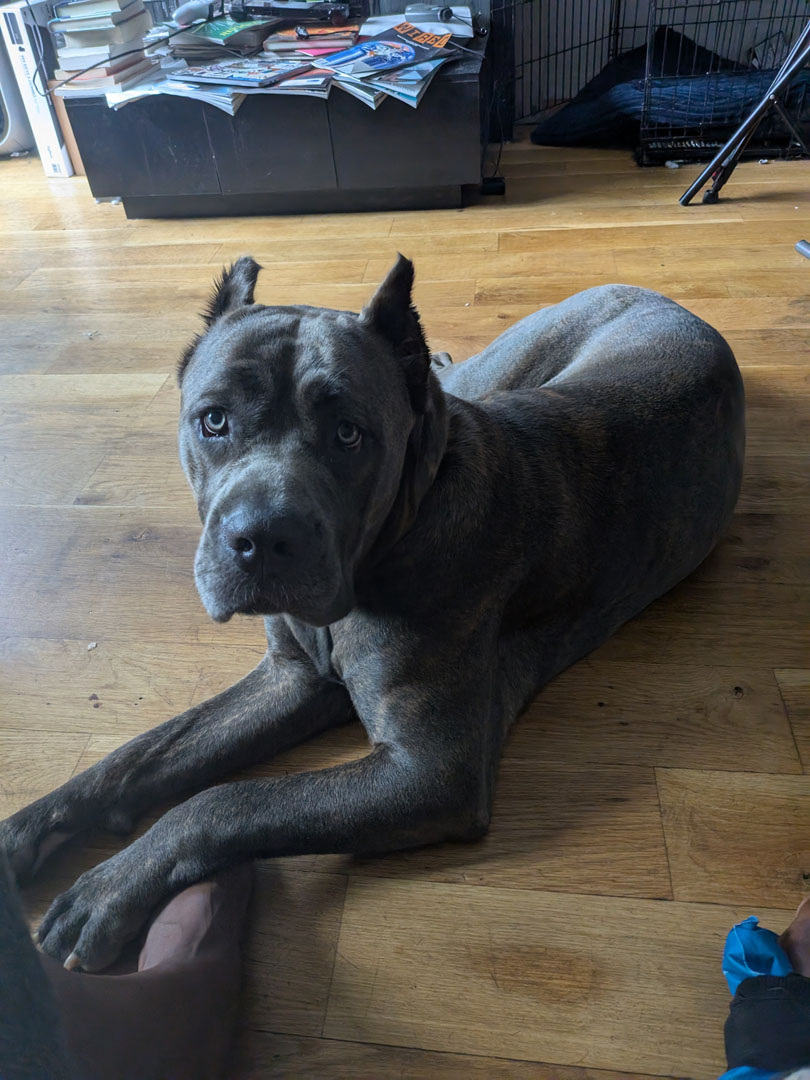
1, 256, 744, 971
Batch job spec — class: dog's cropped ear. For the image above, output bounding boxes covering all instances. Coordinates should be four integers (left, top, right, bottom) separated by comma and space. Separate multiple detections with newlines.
178, 257, 261, 384
360, 254, 431, 412
202, 256, 261, 328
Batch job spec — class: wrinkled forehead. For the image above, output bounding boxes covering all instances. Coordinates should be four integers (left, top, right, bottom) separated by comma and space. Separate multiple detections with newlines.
181, 306, 397, 412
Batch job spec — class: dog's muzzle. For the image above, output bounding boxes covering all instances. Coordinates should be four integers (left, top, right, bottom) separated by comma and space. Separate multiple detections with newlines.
194, 498, 353, 625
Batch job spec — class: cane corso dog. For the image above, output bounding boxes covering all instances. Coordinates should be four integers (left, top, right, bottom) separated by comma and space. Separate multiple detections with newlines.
1, 257, 745, 971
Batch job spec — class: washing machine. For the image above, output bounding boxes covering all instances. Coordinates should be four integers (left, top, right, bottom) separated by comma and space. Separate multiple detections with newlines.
0, 32, 33, 154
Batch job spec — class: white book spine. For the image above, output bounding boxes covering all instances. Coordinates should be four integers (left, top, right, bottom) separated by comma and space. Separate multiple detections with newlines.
0, 1, 73, 177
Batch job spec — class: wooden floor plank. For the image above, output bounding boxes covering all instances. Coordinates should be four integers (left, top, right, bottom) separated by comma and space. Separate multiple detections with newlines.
658, 769, 810, 907
241, 867, 348, 1038
515, 662, 800, 773
0, 637, 261, 742
366, 249, 621, 282
474, 272, 732, 304
324, 878, 789, 1079
695, 511, 810, 585
231, 1033, 668, 1080
722, 327, 810, 366
0, 730, 90, 820
214, 230, 501, 265
737, 456, 810, 512
0, 506, 259, 645
0, 448, 107, 507
591, 582, 809, 667
498, 218, 805, 253
775, 669, 810, 771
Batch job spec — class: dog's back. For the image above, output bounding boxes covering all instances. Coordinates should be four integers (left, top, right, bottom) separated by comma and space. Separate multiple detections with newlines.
437, 284, 740, 400
433, 285, 745, 681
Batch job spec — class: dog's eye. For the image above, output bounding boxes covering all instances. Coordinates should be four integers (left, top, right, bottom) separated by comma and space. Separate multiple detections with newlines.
201, 409, 228, 437
336, 421, 362, 450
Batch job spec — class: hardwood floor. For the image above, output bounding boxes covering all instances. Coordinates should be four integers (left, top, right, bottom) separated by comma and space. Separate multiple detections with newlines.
1, 132, 809, 1079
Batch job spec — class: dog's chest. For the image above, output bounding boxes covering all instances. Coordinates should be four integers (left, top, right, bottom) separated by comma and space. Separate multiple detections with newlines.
282, 618, 343, 682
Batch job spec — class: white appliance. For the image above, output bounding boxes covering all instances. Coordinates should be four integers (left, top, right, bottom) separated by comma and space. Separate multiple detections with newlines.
0, 33, 33, 154
0, 0, 73, 175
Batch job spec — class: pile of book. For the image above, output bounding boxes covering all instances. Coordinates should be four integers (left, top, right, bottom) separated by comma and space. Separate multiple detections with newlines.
51, 0, 156, 95
170, 17, 281, 62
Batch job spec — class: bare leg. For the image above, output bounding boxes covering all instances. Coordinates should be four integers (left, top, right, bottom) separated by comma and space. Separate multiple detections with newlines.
780, 896, 810, 976
39, 864, 253, 1080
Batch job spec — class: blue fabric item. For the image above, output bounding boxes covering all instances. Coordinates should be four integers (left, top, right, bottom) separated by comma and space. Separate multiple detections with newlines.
723, 916, 794, 994
718, 1069, 786, 1080
531, 68, 810, 148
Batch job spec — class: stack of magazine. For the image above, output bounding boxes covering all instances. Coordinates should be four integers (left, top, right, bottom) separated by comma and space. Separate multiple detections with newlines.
318, 21, 457, 109
179, 56, 310, 87
104, 17, 461, 113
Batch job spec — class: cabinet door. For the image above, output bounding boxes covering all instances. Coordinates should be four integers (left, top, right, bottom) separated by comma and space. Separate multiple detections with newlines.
204, 95, 336, 195
329, 77, 481, 190
65, 97, 220, 198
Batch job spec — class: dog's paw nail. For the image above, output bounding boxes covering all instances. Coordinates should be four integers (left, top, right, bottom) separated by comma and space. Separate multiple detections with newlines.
64, 951, 82, 971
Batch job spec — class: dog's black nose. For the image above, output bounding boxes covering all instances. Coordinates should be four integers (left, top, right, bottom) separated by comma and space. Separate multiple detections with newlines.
222, 512, 307, 573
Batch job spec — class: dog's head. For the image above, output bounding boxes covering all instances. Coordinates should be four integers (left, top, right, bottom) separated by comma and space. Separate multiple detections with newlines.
178, 255, 446, 627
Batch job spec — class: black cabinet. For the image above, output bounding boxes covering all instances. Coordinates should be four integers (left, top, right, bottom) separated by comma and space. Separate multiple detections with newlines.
64, 37, 487, 218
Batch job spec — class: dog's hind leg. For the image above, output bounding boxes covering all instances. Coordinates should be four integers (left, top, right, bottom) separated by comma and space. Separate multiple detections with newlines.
0, 626, 352, 884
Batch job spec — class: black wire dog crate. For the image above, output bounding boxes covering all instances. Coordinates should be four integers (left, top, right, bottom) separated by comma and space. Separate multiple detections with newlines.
490, 0, 810, 161
490, 0, 647, 128
640, 0, 810, 163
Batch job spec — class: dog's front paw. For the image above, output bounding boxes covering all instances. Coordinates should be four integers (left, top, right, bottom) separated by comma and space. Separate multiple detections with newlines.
0, 800, 75, 884
37, 849, 158, 971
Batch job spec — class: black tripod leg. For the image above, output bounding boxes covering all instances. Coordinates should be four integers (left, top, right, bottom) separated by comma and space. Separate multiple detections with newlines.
770, 96, 810, 156
700, 117, 763, 203
681, 104, 769, 205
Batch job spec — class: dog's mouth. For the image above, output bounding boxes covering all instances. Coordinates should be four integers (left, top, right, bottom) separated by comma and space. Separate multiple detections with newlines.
196, 565, 355, 628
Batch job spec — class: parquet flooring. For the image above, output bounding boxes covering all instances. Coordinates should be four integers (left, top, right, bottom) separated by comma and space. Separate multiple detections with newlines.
1, 132, 808, 1079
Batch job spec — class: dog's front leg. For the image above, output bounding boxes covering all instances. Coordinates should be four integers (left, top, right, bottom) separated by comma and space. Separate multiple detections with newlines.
37, 738, 488, 971
1, 631, 351, 883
